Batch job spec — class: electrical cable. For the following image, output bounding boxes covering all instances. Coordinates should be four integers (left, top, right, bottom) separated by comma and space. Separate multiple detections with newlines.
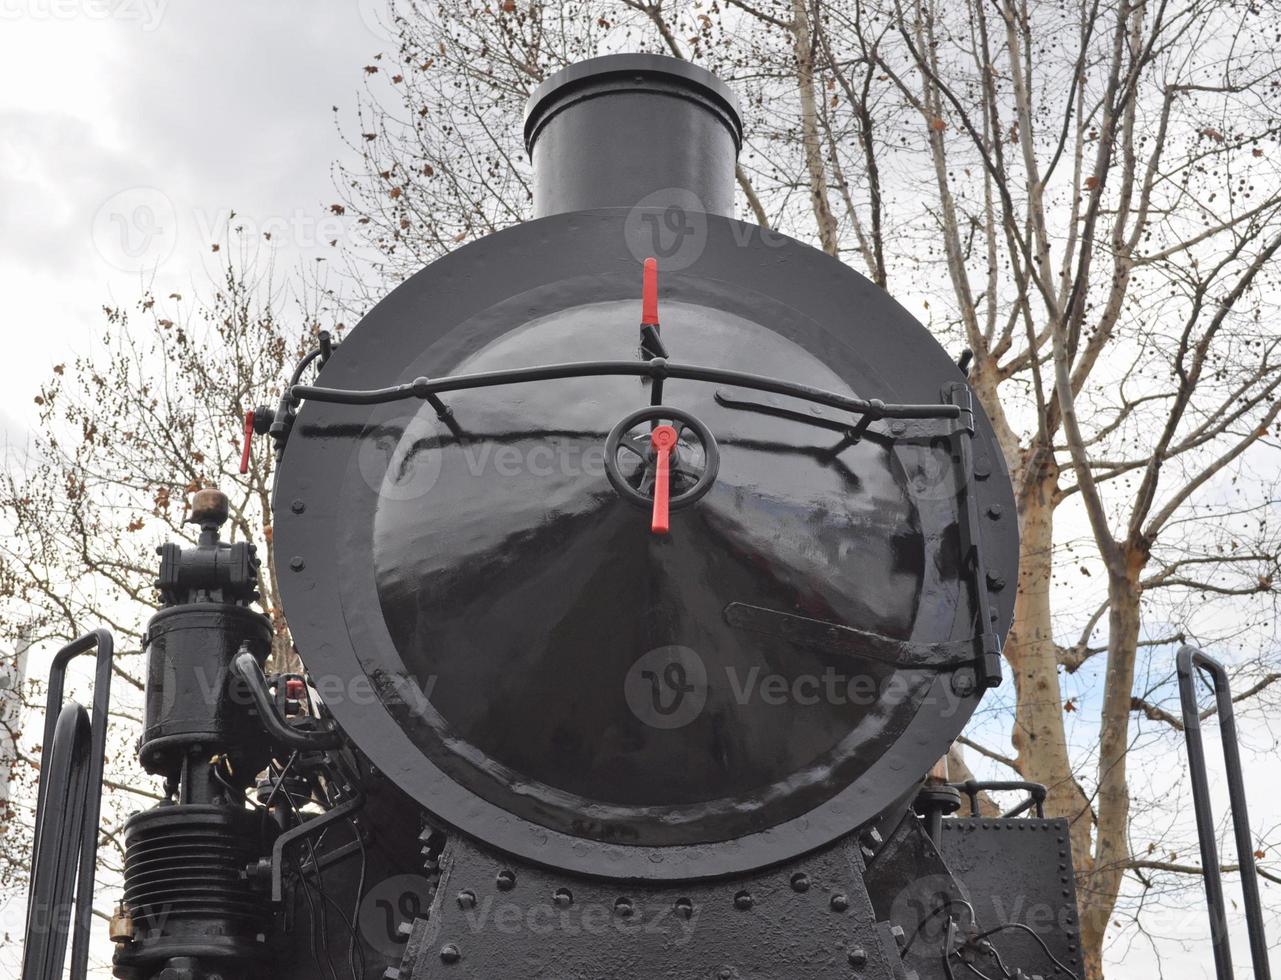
961, 961, 1004, 980
261, 752, 300, 812
969, 922, 1078, 978
281, 777, 342, 980
347, 817, 369, 980
983, 938, 1014, 979
903, 898, 978, 955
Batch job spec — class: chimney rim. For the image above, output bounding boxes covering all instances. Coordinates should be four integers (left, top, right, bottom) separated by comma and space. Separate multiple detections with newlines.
523, 53, 743, 155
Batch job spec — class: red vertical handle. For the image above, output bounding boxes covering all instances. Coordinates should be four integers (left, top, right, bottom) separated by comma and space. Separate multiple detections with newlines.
642, 257, 659, 326
239, 410, 255, 475
650, 424, 678, 535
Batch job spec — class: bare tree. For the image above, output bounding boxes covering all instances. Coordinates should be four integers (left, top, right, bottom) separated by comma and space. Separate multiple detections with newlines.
0, 235, 331, 964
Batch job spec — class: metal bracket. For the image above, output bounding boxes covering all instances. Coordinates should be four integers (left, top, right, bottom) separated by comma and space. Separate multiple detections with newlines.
944, 382, 1002, 689
724, 603, 995, 672
949, 780, 1047, 819
270, 786, 366, 902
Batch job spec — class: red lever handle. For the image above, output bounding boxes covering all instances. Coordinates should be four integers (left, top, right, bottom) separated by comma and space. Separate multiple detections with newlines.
650, 424, 678, 535
239, 409, 254, 475
642, 257, 658, 326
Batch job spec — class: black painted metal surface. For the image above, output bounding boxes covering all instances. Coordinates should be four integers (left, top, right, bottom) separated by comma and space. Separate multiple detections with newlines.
524, 54, 742, 218
394, 833, 901, 979
939, 818, 1083, 979
272, 208, 1019, 879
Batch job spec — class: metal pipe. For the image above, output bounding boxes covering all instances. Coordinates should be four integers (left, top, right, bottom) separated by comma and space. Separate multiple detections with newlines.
290, 358, 962, 421
231, 649, 342, 751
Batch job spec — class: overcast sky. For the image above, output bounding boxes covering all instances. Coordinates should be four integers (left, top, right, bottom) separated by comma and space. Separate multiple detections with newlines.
0, 5, 1272, 978
0, 1, 393, 448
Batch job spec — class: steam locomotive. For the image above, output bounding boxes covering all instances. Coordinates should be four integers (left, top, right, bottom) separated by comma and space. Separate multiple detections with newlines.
34, 51, 1264, 980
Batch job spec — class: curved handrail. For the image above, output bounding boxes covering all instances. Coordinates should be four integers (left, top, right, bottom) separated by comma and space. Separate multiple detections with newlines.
1176, 644, 1272, 980
22, 629, 114, 980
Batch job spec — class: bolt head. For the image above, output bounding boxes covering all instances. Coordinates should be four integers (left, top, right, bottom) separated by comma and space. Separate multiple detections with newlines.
456, 890, 476, 909
439, 943, 461, 964
830, 893, 849, 912
496, 869, 515, 891
848, 947, 868, 967
733, 890, 753, 910
289, 556, 305, 571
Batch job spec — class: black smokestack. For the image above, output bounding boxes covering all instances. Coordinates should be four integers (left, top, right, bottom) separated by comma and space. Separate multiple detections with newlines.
523, 54, 743, 219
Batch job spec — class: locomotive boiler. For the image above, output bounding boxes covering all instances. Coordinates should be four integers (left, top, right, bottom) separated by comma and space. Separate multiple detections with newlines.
22, 53, 1126, 980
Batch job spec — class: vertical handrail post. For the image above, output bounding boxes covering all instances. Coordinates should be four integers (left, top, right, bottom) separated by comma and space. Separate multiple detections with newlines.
22, 629, 114, 980
1176, 644, 1272, 980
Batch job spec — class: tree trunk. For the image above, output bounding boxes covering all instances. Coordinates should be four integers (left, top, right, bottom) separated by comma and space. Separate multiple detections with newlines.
0, 630, 30, 841
790, 0, 840, 255
1078, 555, 1144, 977
1004, 452, 1096, 873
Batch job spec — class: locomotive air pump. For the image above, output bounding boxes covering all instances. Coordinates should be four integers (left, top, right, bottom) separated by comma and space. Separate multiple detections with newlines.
45, 51, 1281, 980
